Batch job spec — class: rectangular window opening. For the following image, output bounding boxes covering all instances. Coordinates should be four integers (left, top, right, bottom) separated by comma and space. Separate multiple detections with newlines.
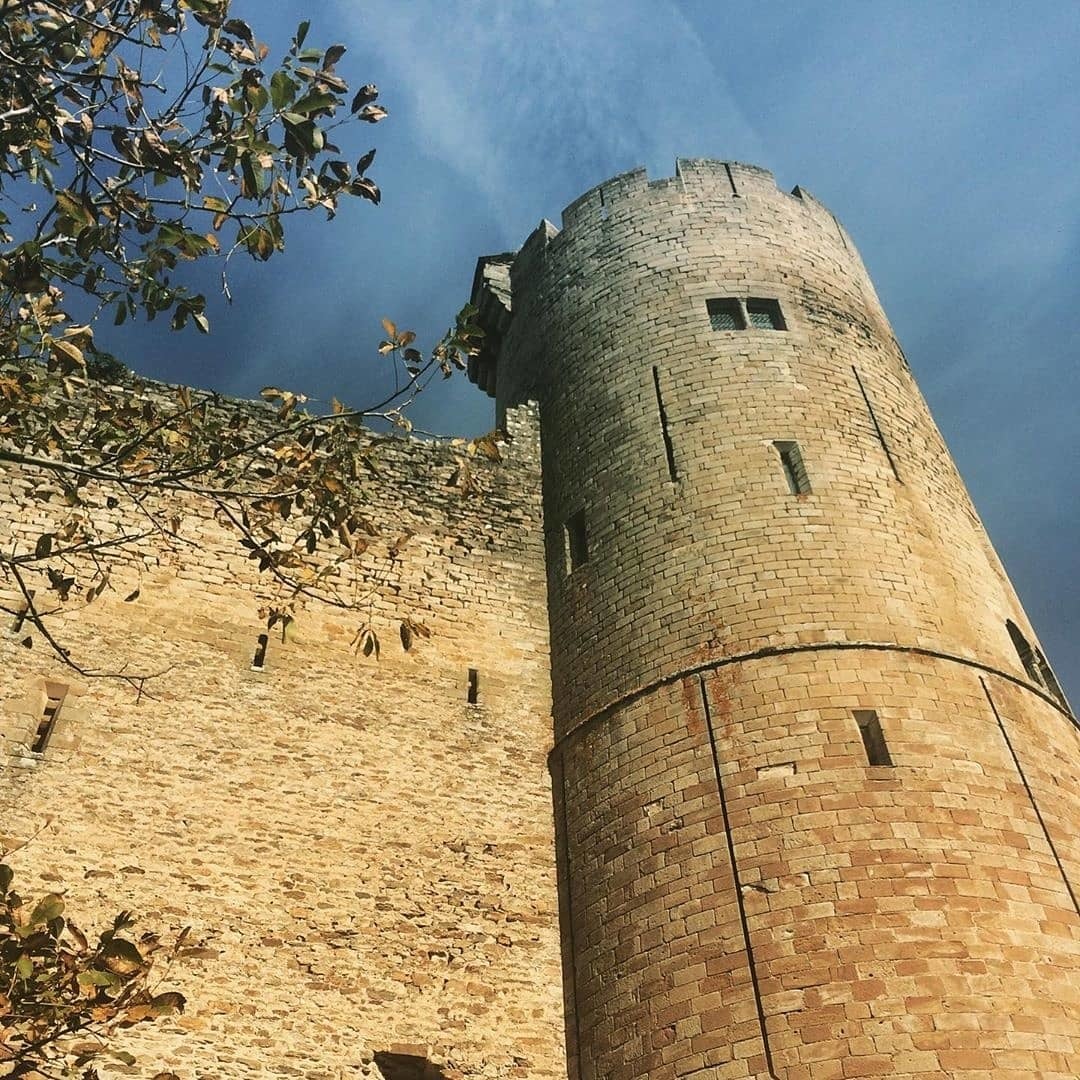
773, 440, 811, 495
467, 667, 479, 705
31, 685, 67, 754
854, 710, 893, 767
652, 366, 678, 483
706, 297, 746, 332
251, 633, 269, 670
746, 298, 786, 331
564, 509, 589, 572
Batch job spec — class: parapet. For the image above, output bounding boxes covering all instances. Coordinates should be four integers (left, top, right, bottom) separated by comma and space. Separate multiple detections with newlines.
468, 158, 862, 401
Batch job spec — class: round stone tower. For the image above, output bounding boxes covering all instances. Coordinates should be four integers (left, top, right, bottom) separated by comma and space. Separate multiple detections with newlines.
469, 160, 1079, 1080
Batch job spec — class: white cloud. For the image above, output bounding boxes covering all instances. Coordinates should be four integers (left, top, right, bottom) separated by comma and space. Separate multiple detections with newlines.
338, 0, 765, 240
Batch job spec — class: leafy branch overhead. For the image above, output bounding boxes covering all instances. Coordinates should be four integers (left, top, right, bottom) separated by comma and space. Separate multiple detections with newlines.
0, 2, 489, 686
0, 303, 485, 688
0, 0, 386, 364
0, 855, 186, 1077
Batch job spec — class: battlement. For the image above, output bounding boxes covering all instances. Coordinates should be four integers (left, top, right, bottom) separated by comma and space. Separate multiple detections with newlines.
470, 158, 869, 408
517, 158, 850, 256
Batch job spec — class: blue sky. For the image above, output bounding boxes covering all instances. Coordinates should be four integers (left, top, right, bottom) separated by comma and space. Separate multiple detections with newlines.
111, 1, 1080, 702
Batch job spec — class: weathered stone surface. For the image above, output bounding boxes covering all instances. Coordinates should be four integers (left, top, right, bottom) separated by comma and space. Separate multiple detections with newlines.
473, 159, 1079, 1080
0, 405, 565, 1079
3, 158, 1078, 1080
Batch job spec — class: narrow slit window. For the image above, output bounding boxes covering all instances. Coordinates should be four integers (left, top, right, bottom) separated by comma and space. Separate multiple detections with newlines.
251, 633, 269, 670
31, 686, 67, 754
854, 710, 893, 766
652, 366, 678, 483
707, 298, 746, 331
565, 509, 589, 571
467, 668, 479, 705
746, 298, 786, 330
773, 440, 811, 495
1006, 620, 1042, 685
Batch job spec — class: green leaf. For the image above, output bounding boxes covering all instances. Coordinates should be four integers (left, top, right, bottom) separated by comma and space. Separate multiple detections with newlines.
293, 20, 310, 51
29, 892, 65, 927
245, 83, 269, 114
270, 69, 297, 111
16, 955, 33, 979
0, 863, 12, 894
291, 91, 336, 117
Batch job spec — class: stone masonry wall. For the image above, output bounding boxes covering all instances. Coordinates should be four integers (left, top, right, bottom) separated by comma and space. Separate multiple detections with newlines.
0, 397, 566, 1080
474, 160, 1080, 1079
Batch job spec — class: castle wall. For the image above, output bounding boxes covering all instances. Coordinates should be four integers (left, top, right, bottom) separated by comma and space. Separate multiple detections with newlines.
476, 160, 1080, 1079
0, 400, 566, 1080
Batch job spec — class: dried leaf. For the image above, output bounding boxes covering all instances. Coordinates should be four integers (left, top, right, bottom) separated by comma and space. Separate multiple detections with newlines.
358, 104, 389, 124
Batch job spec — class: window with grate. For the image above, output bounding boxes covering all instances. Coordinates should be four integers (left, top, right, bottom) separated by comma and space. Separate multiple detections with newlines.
706, 298, 746, 331
746, 298, 786, 330
706, 297, 786, 332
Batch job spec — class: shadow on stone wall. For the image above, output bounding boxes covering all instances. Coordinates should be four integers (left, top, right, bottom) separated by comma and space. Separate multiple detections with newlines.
373, 1051, 449, 1080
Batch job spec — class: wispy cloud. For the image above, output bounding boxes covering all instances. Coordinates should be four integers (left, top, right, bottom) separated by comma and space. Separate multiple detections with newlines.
343, 0, 765, 239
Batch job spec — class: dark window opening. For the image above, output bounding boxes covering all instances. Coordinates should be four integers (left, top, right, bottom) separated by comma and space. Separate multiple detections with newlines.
746, 298, 786, 330
31, 686, 67, 754
1034, 649, 1068, 707
707, 297, 787, 332
774, 440, 811, 495
467, 667, 479, 705
1006, 620, 1042, 685
652, 366, 678, 483
565, 509, 589, 571
251, 633, 269, 670
854, 710, 893, 766
706, 298, 746, 331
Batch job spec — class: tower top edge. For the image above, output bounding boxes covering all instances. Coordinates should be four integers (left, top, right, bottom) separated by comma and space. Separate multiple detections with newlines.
470, 159, 843, 282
